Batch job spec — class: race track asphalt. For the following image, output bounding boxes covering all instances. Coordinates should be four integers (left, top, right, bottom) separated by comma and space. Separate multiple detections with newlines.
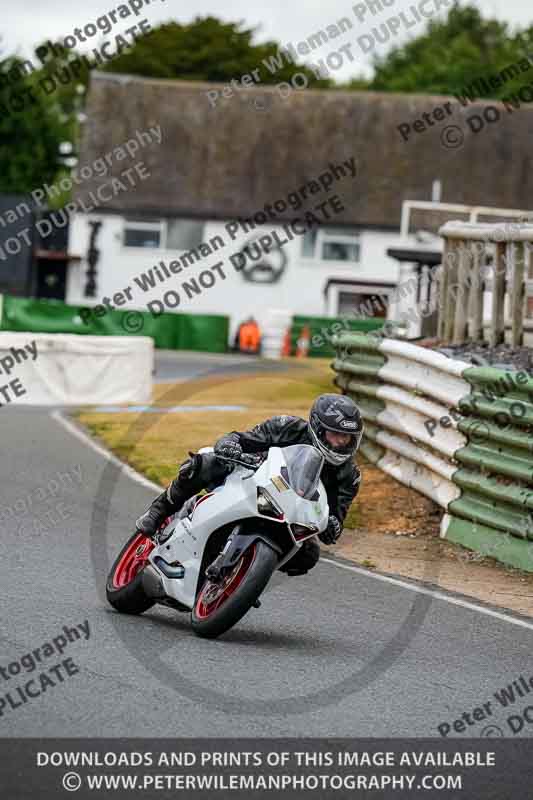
2, 353, 533, 739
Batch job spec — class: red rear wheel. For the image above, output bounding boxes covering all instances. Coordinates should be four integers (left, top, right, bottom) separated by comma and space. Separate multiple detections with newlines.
106, 533, 156, 614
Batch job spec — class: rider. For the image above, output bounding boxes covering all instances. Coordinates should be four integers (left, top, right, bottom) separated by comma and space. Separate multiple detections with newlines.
135, 394, 363, 575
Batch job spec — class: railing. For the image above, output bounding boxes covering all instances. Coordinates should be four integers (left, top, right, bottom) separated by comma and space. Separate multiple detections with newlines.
437, 221, 533, 346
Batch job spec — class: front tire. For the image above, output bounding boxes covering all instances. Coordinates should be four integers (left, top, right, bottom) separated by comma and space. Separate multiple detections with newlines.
106, 532, 156, 614
191, 540, 278, 639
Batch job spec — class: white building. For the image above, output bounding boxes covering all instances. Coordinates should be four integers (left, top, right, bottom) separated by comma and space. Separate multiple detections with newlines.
68, 213, 410, 339
67, 73, 533, 343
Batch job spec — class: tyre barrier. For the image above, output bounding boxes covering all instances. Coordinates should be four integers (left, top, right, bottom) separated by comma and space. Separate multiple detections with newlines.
331, 332, 533, 572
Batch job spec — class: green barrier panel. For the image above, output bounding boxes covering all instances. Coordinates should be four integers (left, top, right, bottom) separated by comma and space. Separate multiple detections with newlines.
334, 379, 380, 399
444, 514, 533, 572
0, 296, 229, 353
291, 316, 384, 358
455, 442, 533, 484
457, 416, 533, 454
331, 332, 384, 353
454, 467, 533, 511
462, 393, 533, 428
464, 365, 533, 394
462, 366, 533, 427
178, 313, 229, 353
449, 491, 532, 540
332, 356, 385, 378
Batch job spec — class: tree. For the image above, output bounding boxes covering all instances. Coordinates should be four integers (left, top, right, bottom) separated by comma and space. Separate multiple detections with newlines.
368, 3, 532, 99
0, 54, 70, 195
1, 15, 332, 197
101, 16, 331, 88
0, 38, 93, 200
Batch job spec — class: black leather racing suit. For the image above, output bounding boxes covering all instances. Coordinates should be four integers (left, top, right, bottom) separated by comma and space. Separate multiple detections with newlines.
168, 415, 361, 575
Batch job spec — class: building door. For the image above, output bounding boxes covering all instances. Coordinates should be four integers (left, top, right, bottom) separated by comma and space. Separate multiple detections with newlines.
36, 256, 67, 300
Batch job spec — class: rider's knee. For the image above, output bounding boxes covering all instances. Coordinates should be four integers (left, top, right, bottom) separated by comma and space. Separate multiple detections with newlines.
197, 452, 232, 483
176, 452, 230, 487
177, 452, 202, 482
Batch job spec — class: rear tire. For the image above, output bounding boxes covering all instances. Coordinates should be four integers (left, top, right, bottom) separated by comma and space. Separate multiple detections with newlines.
191, 540, 278, 639
106, 533, 156, 614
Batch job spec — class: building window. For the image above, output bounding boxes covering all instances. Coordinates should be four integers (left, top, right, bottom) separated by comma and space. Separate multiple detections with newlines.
166, 219, 205, 250
322, 241, 360, 261
123, 219, 163, 248
123, 218, 205, 250
301, 227, 360, 262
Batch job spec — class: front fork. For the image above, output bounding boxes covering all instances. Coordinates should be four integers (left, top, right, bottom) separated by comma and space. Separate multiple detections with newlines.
205, 524, 283, 583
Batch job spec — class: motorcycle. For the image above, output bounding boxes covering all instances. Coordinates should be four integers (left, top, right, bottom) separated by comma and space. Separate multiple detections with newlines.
106, 444, 329, 638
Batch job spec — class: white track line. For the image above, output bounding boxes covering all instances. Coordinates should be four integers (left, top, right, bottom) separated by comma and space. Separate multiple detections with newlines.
321, 557, 533, 632
52, 409, 533, 632
50, 410, 161, 493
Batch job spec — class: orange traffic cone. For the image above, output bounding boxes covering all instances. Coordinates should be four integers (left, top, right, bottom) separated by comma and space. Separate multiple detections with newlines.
281, 327, 292, 357
296, 325, 311, 358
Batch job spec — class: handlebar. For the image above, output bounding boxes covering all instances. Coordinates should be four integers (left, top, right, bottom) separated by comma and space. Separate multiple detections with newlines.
216, 454, 264, 471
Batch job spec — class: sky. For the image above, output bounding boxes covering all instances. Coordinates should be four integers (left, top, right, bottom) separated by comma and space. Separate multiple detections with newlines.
3, 0, 532, 82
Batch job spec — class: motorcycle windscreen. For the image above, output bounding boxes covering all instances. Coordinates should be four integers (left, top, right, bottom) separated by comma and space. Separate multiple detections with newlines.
280, 445, 324, 499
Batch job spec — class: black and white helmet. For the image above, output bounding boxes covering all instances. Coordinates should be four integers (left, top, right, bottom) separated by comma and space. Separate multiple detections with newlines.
308, 394, 363, 466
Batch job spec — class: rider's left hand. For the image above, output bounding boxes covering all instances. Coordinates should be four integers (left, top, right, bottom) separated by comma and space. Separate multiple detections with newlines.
319, 515, 342, 545
240, 452, 265, 467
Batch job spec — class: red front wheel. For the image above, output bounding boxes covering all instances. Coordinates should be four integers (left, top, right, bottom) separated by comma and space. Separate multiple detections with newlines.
106, 533, 156, 614
191, 540, 278, 639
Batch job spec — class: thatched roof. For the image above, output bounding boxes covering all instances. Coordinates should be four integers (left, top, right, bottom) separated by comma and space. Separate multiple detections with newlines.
74, 72, 533, 228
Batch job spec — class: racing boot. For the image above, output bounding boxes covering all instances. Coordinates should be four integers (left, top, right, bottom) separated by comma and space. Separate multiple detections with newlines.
135, 487, 178, 538
134, 453, 204, 538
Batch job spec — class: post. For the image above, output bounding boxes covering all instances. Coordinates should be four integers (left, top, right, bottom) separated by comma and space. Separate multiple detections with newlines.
443, 241, 459, 342
452, 242, 471, 344
469, 242, 484, 341
511, 241, 525, 346
437, 243, 449, 340
490, 241, 506, 347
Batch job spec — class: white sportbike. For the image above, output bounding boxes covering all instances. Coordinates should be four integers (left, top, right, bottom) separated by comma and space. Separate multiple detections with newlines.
106, 444, 329, 638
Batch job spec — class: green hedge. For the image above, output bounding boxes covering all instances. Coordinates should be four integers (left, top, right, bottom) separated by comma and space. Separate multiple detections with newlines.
0, 295, 229, 353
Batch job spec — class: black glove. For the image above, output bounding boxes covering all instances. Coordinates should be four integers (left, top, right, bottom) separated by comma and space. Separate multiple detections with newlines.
319, 515, 342, 545
239, 452, 265, 467
214, 437, 243, 461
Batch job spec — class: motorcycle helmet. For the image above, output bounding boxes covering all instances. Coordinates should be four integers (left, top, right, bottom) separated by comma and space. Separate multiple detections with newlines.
308, 393, 363, 466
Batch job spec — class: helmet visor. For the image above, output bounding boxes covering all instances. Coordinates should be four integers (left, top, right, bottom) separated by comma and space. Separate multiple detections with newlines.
324, 428, 362, 456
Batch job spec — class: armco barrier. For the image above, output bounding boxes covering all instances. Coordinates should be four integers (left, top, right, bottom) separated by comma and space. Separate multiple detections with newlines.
0, 295, 229, 353
332, 332, 533, 572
